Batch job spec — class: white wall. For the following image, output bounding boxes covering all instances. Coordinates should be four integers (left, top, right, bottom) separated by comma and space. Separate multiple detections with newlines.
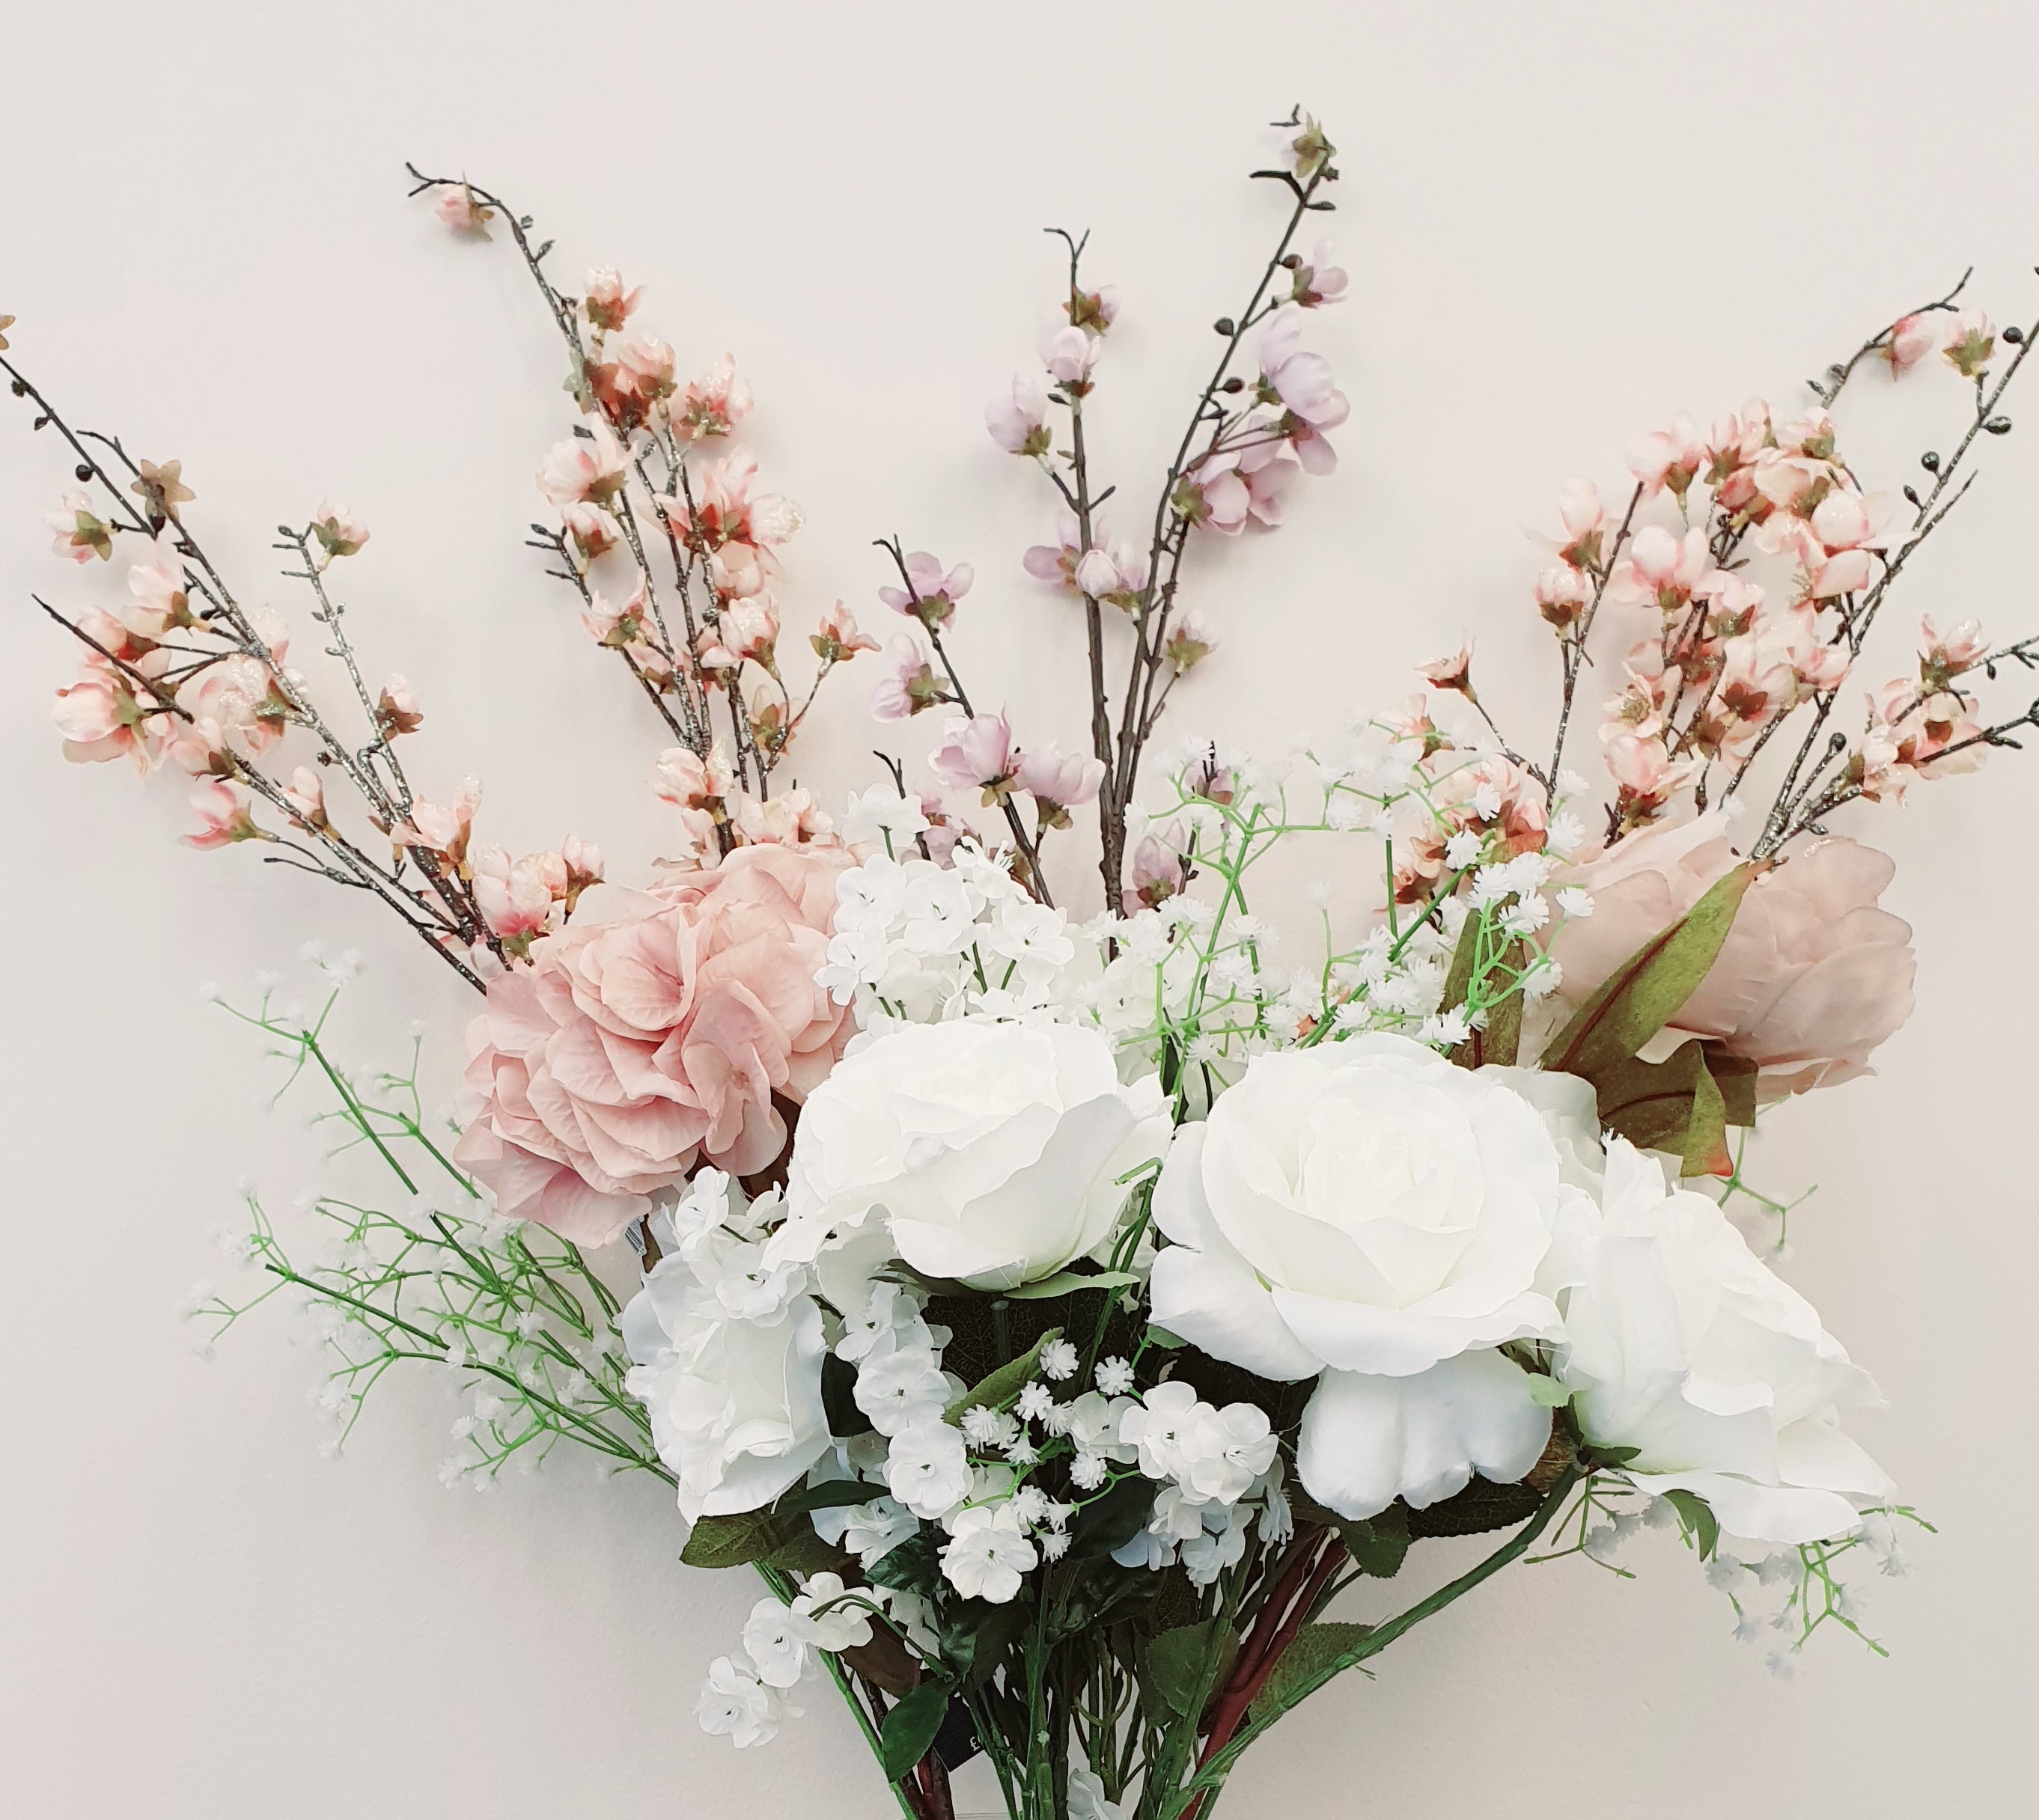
5, 2, 2037, 1814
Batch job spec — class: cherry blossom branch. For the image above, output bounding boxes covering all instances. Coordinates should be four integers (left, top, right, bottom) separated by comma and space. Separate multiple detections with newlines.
876, 536, 1053, 905
1811, 267, 1972, 407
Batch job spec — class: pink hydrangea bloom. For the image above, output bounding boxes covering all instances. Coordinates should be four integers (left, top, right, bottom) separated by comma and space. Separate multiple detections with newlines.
454, 843, 855, 1245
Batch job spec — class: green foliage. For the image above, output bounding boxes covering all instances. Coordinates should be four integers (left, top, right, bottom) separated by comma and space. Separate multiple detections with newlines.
1540, 864, 1760, 1078
678, 1481, 871, 1572
1341, 1506, 1412, 1578
1138, 1619, 1237, 1724
1249, 1622, 1374, 1723
1659, 1488, 1720, 1560
943, 1327, 1061, 1424
1008, 1268, 1142, 1301
1594, 1039, 1759, 1178
879, 1679, 952, 1781
1064, 1474, 1158, 1561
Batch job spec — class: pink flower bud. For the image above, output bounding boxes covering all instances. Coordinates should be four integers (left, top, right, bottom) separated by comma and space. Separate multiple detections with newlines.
986, 376, 1050, 456
182, 779, 260, 850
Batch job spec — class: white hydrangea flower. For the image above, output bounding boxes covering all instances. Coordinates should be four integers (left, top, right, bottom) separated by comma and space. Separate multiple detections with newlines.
940, 1503, 1038, 1602
698, 1655, 780, 1748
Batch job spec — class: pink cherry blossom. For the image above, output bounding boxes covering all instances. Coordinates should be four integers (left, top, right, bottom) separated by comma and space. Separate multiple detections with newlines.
376, 676, 424, 739
453, 843, 854, 1243
1270, 113, 1335, 183
126, 535, 192, 635
1615, 524, 1711, 612
664, 452, 802, 555
1885, 312, 1939, 373
811, 599, 880, 664
717, 594, 781, 667
1256, 306, 1348, 472
1123, 833, 1184, 913
871, 636, 948, 722
986, 375, 1050, 455
1073, 542, 1151, 611
433, 182, 494, 237
165, 717, 231, 778
1627, 414, 1707, 499
1041, 326, 1098, 390
1022, 513, 1085, 591
53, 661, 158, 771
1534, 563, 1591, 629
391, 778, 482, 866
1552, 478, 1604, 568
48, 491, 112, 564
671, 355, 753, 442
929, 711, 1017, 797
879, 552, 973, 628
1162, 609, 1217, 674
473, 849, 561, 944
734, 787, 836, 848
655, 745, 735, 811
1942, 310, 1996, 379
558, 501, 621, 564
1015, 744, 1104, 825
182, 778, 260, 850
1065, 285, 1121, 334
309, 501, 370, 569
1289, 240, 1347, 309
1919, 614, 1989, 683
282, 766, 329, 831
537, 422, 629, 507
181, 655, 286, 757
581, 267, 643, 336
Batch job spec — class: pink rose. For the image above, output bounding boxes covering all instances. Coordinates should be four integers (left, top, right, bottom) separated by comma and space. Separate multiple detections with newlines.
454, 843, 854, 1245
1546, 812, 1915, 1102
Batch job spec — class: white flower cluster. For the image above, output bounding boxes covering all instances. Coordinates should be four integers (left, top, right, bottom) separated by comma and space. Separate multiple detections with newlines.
816, 837, 1087, 1027
1110, 1381, 1288, 1585
698, 1572, 938, 1749
621, 1170, 833, 1524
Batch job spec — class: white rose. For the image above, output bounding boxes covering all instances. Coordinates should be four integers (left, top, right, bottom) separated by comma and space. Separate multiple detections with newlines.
769, 1019, 1171, 1292
1150, 1035, 1563, 1519
1555, 1138, 1892, 1544
622, 1260, 832, 1525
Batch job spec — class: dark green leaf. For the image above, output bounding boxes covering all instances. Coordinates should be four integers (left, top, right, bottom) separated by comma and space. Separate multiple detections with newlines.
1660, 1488, 1719, 1560
943, 1328, 1061, 1425
822, 1354, 873, 1439
1593, 1039, 1730, 1177
1008, 1269, 1141, 1301
1341, 1505, 1411, 1578
1065, 1474, 1157, 1561
880, 1679, 951, 1781
1540, 863, 1761, 1078
677, 1479, 872, 1572
1404, 1477, 1542, 1539
943, 1596, 1033, 1686
866, 1529, 941, 1596
1250, 1622, 1374, 1723
1138, 1619, 1237, 1724
760, 1526, 846, 1576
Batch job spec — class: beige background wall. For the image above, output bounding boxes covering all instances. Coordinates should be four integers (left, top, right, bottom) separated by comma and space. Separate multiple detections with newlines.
4, 2, 2036, 1813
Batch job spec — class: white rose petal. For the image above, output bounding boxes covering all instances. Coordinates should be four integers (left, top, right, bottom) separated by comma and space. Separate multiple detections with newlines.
1296, 1350, 1553, 1521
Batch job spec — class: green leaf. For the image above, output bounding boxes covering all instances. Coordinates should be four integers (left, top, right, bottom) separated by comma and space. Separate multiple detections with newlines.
1145, 1326, 1188, 1349
680, 1509, 798, 1571
677, 1479, 874, 1571
880, 1679, 951, 1781
1659, 1488, 1719, 1561
1340, 1505, 1410, 1578
866, 1529, 941, 1596
1138, 1619, 1237, 1724
1523, 1373, 1573, 1408
1008, 1269, 1141, 1301
1540, 863, 1761, 1078
1250, 1622, 1374, 1723
822, 1353, 874, 1438
1594, 1038, 1762, 1178
760, 1526, 845, 1576
1065, 1474, 1157, 1561
943, 1327, 1061, 1424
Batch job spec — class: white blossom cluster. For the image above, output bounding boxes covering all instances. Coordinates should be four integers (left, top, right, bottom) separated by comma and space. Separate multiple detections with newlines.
815, 838, 1088, 1028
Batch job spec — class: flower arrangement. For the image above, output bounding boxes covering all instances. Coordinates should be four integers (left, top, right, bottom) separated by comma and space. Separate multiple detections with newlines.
10, 109, 2037, 1820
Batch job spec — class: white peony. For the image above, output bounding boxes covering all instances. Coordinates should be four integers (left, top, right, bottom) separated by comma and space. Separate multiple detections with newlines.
1555, 1138, 1893, 1544
1149, 1034, 1564, 1519
622, 1257, 832, 1525
768, 1018, 1171, 1292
